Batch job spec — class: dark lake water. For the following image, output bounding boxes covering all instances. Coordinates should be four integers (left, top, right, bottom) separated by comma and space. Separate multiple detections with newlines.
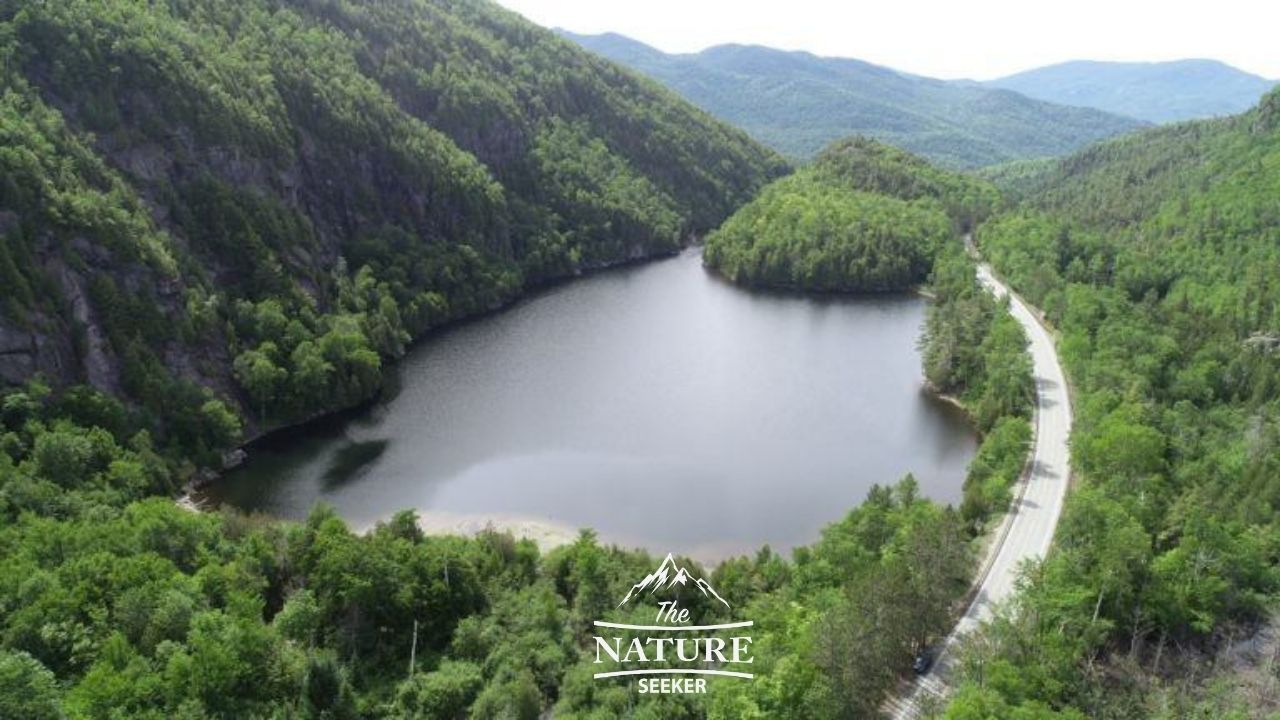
202, 249, 976, 562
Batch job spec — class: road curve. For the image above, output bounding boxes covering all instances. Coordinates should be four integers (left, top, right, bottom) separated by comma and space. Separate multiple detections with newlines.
887, 252, 1073, 718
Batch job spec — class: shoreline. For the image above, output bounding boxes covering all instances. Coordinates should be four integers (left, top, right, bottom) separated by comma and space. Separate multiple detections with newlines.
920, 381, 981, 434
179, 246, 995, 573
182, 244, 688, 496
700, 259, 932, 300
361, 510, 585, 555
210, 242, 941, 496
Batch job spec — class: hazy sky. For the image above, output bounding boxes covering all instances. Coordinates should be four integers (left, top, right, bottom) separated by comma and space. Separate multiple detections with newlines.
496, 0, 1280, 80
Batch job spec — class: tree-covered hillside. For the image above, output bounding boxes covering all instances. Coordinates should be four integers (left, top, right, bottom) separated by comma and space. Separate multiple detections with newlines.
942, 88, 1280, 719
704, 138, 997, 292
561, 32, 1145, 167
0, 0, 787, 459
987, 59, 1277, 124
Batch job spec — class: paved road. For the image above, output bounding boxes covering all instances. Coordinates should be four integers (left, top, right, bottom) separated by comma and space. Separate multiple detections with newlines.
886, 254, 1073, 718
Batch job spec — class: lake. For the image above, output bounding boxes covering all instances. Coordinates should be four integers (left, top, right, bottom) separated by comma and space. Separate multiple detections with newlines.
201, 249, 977, 562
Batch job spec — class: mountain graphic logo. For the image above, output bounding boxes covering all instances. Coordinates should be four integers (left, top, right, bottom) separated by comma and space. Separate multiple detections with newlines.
617, 553, 730, 609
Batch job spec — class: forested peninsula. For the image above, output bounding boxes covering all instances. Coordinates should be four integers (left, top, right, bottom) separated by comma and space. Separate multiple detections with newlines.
704, 138, 997, 292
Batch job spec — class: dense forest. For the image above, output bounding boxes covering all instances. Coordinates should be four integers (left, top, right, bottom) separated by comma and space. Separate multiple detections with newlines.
704, 138, 997, 292
941, 87, 1280, 719
0, 0, 787, 459
562, 32, 1146, 167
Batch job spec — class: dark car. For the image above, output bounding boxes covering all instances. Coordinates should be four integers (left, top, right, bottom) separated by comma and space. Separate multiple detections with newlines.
912, 648, 935, 675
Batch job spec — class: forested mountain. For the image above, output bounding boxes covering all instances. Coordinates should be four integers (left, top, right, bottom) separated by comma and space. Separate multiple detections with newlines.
561, 32, 1144, 167
987, 59, 1277, 123
942, 87, 1280, 718
704, 137, 997, 291
0, 0, 786, 459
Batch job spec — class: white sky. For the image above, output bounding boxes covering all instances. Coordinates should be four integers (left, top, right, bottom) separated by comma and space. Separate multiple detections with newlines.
496, 0, 1280, 80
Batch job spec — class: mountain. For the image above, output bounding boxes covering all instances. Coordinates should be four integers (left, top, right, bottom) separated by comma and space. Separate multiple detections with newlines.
986, 59, 1277, 123
987, 87, 1280, 224
560, 31, 1144, 168
0, 0, 785, 463
618, 553, 731, 608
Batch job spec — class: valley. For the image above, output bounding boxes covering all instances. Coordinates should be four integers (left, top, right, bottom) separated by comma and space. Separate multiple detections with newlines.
0, 1, 1277, 718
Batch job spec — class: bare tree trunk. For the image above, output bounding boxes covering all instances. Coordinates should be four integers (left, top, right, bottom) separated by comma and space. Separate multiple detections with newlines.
1128, 604, 1148, 660
408, 619, 418, 678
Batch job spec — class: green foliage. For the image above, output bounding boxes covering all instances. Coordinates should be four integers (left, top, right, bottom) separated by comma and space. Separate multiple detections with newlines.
0, 83, 178, 283
273, 589, 321, 646
0, 388, 178, 517
705, 138, 994, 292
960, 416, 1033, 530
470, 669, 542, 720
0, 650, 62, 720
18, 2, 1279, 718
530, 118, 684, 265
945, 87, 1280, 717
301, 652, 358, 720
394, 660, 483, 720
696, 479, 975, 719
809, 138, 999, 227
705, 177, 949, 292
921, 246, 1035, 434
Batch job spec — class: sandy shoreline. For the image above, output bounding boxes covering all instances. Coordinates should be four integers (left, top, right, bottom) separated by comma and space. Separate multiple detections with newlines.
359, 510, 584, 552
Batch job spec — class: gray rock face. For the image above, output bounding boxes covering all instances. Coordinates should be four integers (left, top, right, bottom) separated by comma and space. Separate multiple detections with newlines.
0, 323, 38, 386
0, 313, 78, 389
55, 261, 121, 394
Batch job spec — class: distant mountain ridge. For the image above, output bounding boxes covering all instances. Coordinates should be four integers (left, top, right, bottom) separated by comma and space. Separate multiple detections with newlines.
560, 31, 1144, 168
986, 59, 1277, 123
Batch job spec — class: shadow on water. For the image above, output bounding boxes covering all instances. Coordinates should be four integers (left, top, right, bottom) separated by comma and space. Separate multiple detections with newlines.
700, 261, 924, 307
322, 439, 389, 489
918, 386, 977, 429
238, 391, 391, 455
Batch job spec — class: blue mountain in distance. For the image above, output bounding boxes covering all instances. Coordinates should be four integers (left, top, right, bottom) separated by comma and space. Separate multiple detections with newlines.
986, 59, 1277, 124
559, 31, 1144, 168
618, 553, 731, 609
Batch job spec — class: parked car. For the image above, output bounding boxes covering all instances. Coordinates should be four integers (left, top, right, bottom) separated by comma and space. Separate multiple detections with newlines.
912, 648, 935, 675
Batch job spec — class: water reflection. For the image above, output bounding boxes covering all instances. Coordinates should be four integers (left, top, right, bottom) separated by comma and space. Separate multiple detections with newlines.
322, 439, 389, 489
204, 249, 977, 562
